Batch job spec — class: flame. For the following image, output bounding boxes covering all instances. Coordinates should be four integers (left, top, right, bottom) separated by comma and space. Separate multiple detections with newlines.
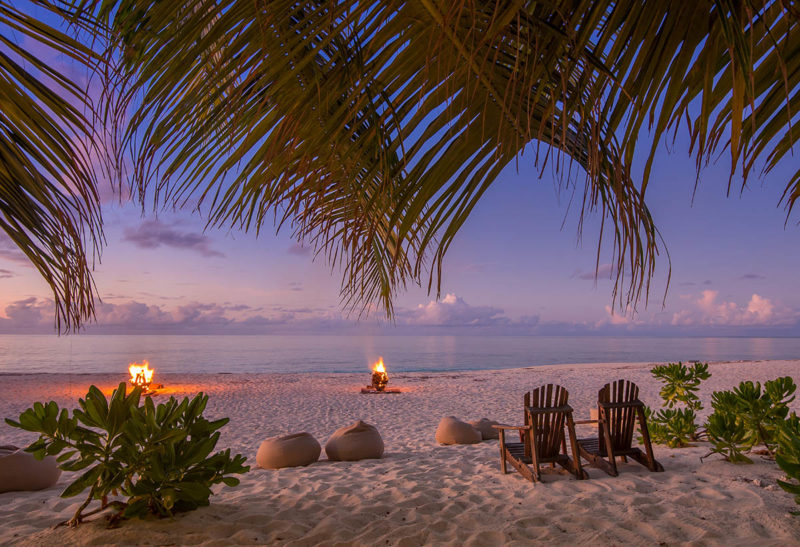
129, 360, 154, 386
372, 357, 386, 374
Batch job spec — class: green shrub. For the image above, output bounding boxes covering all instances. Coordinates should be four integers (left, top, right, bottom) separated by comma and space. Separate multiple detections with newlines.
776, 413, 800, 507
705, 407, 753, 463
646, 361, 709, 447
705, 376, 796, 463
650, 361, 710, 411
645, 407, 698, 448
6, 383, 249, 527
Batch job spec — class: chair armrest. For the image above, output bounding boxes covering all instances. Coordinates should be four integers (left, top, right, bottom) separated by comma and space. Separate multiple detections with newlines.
492, 424, 531, 431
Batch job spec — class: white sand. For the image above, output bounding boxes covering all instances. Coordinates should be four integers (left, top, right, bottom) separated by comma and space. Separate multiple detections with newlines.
1, 359, 800, 545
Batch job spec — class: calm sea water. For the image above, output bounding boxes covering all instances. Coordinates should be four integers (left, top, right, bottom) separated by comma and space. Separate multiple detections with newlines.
0, 334, 799, 375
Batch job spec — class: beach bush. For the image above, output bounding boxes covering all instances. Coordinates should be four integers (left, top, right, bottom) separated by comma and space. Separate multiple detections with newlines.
646, 362, 710, 447
5, 383, 248, 527
775, 413, 800, 507
645, 407, 699, 448
705, 376, 796, 463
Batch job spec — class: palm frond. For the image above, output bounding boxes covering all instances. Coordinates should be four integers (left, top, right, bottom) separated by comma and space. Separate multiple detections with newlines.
86, 0, 799, 317
0, 0, 103, 331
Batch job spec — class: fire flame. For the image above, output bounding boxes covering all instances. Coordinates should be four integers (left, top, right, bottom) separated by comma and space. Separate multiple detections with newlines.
129, 360, 154, 387
371, 357, 388, 391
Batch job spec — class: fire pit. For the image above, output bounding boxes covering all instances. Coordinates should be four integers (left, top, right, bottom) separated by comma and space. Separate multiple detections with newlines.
361, 358, 401, 394
128, 360, 162, 395
371, 358, 388, 391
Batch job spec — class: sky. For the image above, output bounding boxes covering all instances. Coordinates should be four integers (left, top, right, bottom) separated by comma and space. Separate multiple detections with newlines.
2, 6, 800, 336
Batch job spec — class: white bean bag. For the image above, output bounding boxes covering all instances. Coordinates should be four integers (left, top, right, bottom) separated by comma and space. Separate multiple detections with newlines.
435, 416, 482, 445
256, 433, 321, 469
325, 421, 384, 461
0, 445, 61, 493
469, 418, 500, 440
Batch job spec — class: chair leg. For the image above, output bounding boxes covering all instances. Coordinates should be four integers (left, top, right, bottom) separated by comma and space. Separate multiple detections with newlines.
498, 429, 508, 474
565, 414, 589, 480
600, 410, 618, 476
636, 409, 664, 472
529, 421, 541, 482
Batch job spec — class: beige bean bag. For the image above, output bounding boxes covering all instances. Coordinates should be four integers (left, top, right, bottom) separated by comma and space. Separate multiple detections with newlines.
325, 421, 384, 461
435, 416, 482, 445
469, 418, 500, 440
0, 445, 61, 493
256, 433, 321, 469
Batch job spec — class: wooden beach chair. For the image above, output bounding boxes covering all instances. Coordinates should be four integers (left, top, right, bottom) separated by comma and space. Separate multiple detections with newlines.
494, 384, 588, 483
576, 379, 664, 476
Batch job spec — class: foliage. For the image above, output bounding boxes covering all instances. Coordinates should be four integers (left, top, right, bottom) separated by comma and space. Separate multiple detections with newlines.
645, 407, 699, 448
650, 362, 710, 410
6, 383, 248, 527
68, 0, 800, 317
705, 376, 797, 463
9, 2, 800, 326
705, 407, 753, 464
776, 414, 800, 506
646, 362, 709, 447
0, 0, 103, 331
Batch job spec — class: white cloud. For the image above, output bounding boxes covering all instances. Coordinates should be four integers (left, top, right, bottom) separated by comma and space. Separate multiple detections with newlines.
599, 305, 637, 326
401, 293, 509, 327
671, 290, 794, 326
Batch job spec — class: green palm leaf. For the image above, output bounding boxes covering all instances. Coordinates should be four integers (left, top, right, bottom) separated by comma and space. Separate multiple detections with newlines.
0, 0, 102, 331
83, 1, 799, 317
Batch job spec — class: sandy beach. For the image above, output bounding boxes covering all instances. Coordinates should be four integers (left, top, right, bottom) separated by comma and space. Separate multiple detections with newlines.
1, 359, 800, 545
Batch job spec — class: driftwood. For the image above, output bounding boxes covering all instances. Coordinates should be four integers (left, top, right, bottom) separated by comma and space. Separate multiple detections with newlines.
360, 387, 401, 394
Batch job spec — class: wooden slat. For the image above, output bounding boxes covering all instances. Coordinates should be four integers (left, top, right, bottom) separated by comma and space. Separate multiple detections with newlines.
500, 383, 587, 482
579, 379, 664, 476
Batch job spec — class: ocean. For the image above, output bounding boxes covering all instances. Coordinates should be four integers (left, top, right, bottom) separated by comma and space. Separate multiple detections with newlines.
0, 334, 799, 375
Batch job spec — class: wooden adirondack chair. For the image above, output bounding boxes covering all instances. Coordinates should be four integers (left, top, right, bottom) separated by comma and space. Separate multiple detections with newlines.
576, 379, 664, 476
494, 384, 588, 483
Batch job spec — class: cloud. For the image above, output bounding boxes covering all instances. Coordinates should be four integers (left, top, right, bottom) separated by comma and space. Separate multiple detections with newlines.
288, 282, 303, 292
400, 293, 510, 327
0, 298, 52, 329
0, 268, 15, 279
287, 243, 312, 256
739, 273, 766, 280
0, 297, 346, 334
574, 263, 616, 281
0, 233, 33, 267
123, 220, 223, 257
670, 290, 795, 327
600, 306, 637, 326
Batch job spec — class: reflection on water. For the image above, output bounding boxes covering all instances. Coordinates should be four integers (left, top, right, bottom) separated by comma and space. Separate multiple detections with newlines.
0, 334, 798, 374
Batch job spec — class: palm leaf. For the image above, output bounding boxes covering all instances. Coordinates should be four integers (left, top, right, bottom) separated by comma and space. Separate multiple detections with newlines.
83, 0, 799, 317
0, 0, 103, 331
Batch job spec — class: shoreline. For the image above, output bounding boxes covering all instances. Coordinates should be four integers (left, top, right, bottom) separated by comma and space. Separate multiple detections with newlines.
1, 359, 799, 545
0, 357, 793, 377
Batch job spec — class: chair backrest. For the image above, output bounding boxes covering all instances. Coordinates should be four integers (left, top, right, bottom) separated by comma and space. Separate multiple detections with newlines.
524, 384, 570, 459
597, 379, 642, 452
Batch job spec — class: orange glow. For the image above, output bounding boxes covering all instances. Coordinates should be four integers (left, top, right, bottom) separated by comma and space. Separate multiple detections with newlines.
372, 357, 386, 374
129, 360, 154, 387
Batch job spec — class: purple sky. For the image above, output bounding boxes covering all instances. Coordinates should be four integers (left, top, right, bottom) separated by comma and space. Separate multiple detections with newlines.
2, 5, 799, 336
2, 137, 798, 336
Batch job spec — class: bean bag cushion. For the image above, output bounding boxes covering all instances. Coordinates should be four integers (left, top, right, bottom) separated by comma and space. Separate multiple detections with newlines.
435, 416, 482, 445
256, 433, 321, 469
325, 421, 384, 461
0, 445, 61, 493
469, 418, 500, 440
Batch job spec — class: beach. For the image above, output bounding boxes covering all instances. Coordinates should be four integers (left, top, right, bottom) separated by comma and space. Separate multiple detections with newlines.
1, 359, 800, 545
